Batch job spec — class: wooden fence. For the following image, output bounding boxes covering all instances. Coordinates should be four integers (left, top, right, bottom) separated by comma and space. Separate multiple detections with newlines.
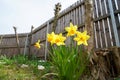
0, 0, 120, 59
0, 33, 28, 57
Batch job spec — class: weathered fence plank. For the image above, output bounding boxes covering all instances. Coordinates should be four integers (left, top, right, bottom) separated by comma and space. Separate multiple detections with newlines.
13, 27, 20, 54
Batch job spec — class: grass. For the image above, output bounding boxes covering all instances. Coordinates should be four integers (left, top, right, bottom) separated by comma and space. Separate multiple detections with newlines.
0, 55, 51, 80
0, 54, 119, 80
0, 64, 37, 80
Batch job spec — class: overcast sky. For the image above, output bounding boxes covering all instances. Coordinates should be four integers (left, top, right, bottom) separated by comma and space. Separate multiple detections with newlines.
0, 0, 78, 34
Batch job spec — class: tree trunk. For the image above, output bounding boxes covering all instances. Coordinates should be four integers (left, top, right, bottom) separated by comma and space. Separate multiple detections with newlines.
84, 0, 94, 55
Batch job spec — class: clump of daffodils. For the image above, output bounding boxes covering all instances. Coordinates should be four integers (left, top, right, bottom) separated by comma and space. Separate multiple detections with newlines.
34, 23, 90, 47
47, 22, 90, 46
47, 23, 90, 80
34, 22, 90, 80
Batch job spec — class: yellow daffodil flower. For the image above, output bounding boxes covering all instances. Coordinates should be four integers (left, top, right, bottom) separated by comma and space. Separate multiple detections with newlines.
47, 32, 66, 46
47, 32, 57, 45
74, 31, 90, 46
65, 23, 78, 36
55, 33, 66, 46
34, 40, 41, 49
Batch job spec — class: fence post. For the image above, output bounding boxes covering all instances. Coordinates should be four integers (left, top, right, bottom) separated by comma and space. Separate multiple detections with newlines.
84, 0, 94, 53
13, 26, 21, 54
0, 36, 3, 45
28, 26, 34, 58
45, 21, 49, 61
24, 33, 29, 56
0, 36, 3, 54
108, 0, 120, 47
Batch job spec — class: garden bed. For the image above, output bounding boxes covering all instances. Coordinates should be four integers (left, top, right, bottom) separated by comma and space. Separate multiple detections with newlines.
0, 55, 51, 80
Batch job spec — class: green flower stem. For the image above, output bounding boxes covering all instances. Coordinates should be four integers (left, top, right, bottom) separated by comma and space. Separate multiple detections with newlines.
70, 36, 74, 48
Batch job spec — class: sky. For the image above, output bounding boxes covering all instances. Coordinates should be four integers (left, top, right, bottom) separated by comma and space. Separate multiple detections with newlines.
0, 0, 78, 34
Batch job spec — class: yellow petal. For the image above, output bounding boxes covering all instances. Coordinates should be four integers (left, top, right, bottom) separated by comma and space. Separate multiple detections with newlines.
83, 41, 88, 46
77, 41, 83, 45
83, 30, 87, 35
56, 42, 65, 46
38, 40, 40, 43
74, 37, 79, 41
86, 35, 90, 40
65, 27, 69, 32
70, 23, 74, 27
73, 25, 77, 30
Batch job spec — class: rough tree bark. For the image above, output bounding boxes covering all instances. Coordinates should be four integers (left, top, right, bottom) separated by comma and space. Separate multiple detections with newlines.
52, 3, 61, 32
84, 0, 94, 58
